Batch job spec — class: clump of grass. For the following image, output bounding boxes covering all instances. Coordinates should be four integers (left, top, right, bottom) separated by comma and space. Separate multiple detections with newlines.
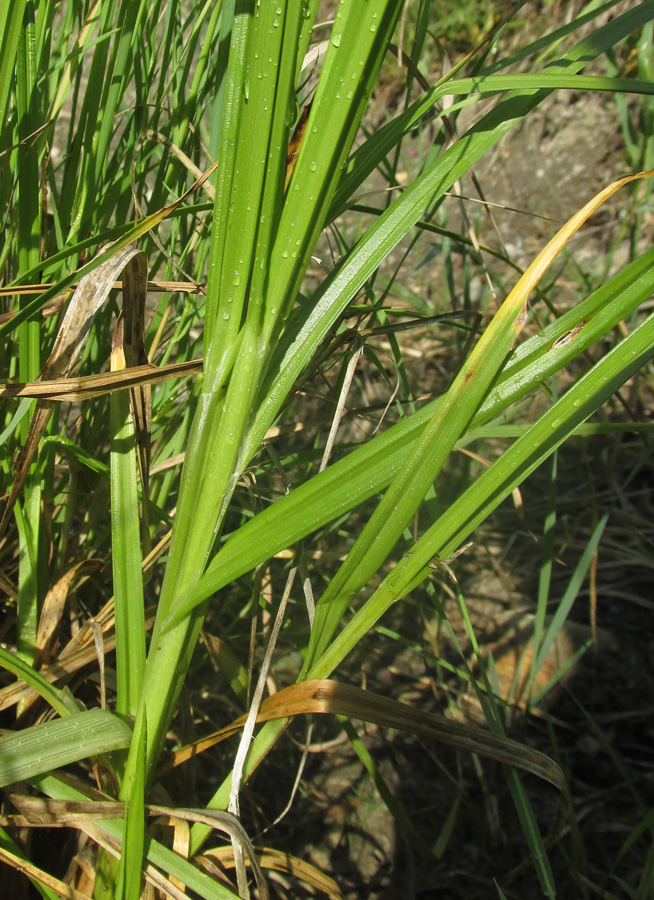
1, 1, 654, 898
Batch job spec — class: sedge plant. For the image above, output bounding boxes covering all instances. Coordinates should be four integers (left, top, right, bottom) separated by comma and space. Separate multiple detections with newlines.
1, 1, 654, 897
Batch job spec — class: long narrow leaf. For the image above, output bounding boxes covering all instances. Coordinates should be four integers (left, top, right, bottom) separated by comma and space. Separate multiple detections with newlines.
0, 709, 132, 787
312, 312, 654, 680
168, 242, 654, 623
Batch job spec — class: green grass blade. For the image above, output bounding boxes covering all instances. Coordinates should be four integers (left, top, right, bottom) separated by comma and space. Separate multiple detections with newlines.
0, 646, 79, 717
533, 514, 609, 678
311, 313, 654, 680
261, 0, 406, 343
246, 0, 654, 461
115, 706, 146, 900
42, 435, 109, 476
16, 483, 41, 666
302, 170, 654, 668
531, 450, 558, 700
15, 0, 43, 670
332, 72, 654, 221
169, 245, 654, 624
0, 709, 132, 787
203, 0, 302, 357
0, 399, 34, 446
503, 766, 557, 899
123, 1, 308, 793
110, 379, 146, 721
0, 0, 27, 142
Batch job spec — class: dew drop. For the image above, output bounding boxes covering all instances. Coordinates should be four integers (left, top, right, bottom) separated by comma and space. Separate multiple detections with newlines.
309, 159, 317, 171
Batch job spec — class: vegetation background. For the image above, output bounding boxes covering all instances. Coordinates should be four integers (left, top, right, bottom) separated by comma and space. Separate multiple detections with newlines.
0, 0, 653, 898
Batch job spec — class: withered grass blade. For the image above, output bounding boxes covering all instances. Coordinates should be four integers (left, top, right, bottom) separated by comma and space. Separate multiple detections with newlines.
159, 678, 565, 793
1, 246, 149, 538
35, 559, 104, 668
0, 359, 202, 402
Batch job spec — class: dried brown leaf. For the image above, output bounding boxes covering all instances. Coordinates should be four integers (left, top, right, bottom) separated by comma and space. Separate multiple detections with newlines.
35, 559, 104, 667
0, 607, 156, 713
0, 246, 148, 539
0, 844, 92, 900
158, 678, 566, 793
0, 359, 202, 402
201, 845, 342, 900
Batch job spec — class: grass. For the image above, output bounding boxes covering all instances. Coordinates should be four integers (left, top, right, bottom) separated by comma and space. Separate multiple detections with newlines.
1, 0, 654, 897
